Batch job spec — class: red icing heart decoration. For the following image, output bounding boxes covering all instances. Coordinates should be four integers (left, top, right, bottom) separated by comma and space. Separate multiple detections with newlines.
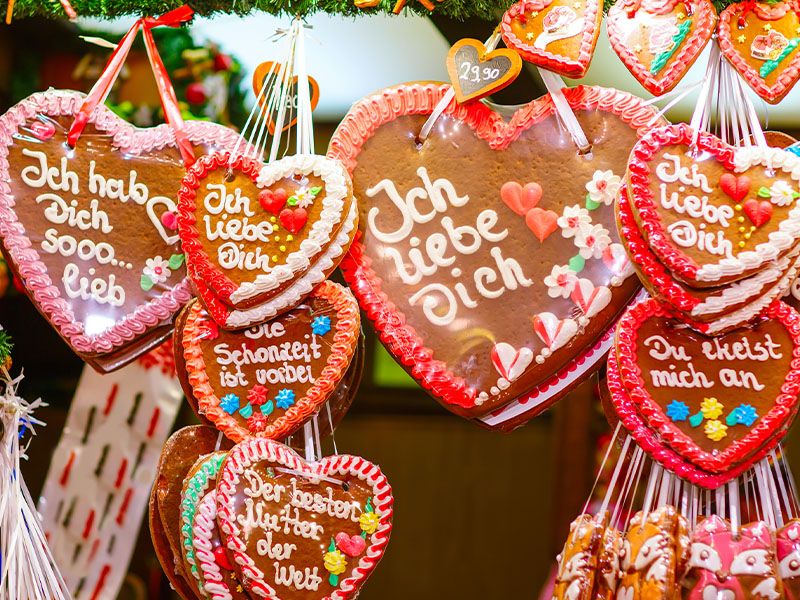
216, 438, 393, 599
328, 83, 657, 426
335, 533, 367, 557
744, 198, 774, 227
258, 187, 288, 214
718, 0, 800, 104
607, 0, 717, 96
161, 211, 179, 231
0, 90, 242, 371
214, 545, 234, 570
627, 123, 800, 287
279, 207, 308, 234
500, 0, 604, 77
608, 298, 800, 487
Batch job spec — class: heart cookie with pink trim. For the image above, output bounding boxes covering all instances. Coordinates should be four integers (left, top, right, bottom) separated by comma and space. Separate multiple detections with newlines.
609, 298, 800, 485
177, 152, 357, 328
500, 0, 603, 77
216, 438, 393, 599
177, 280, 360, 443
627, 123, 800, 288
328, 83, 658, 425
718, 0, 800, 104
0, 90, 242, 372
607, 0, 716, 95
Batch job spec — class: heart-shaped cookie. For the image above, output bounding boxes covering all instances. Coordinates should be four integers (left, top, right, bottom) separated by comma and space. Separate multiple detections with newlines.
607, 0, 717, 95
178, 280, 360, 442
627, 123, 800, 287
445, 38, 523, 103
216, 438, 393, 599
177, 152, 357, 327
618, 186, 800, 333
500, 0, 603, 77
0, 91, 242, 371
719, 0, 800, 104
253, 61, 321, 134
328, 82, 659, 423
612, 298, 800, 479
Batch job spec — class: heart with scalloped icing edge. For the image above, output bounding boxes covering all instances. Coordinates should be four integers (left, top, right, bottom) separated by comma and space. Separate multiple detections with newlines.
216, 438, 393, 599
608, 297, 800, 486
500, 0, 603, 77
176, 280, 359, 443
607, 0, 717, 96
718, 0, 800, 104
0, 90, 243, 372
328, 82, 662, 426
176, 152, 357, 329
627, 123, 800, 289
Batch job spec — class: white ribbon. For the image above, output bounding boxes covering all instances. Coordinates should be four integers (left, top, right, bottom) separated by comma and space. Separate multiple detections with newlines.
537, 68, 591, 153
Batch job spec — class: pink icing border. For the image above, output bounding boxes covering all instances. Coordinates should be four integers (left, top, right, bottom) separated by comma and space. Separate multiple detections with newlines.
0, 90, 243, 355
216, 439, 393, 600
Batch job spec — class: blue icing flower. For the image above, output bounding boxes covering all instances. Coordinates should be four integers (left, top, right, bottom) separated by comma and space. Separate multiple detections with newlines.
734, 404, 759, 427
220, 393, 240, 415
275, 389, 296, 410
311, 316, 332, 336
666, 400, 690, 422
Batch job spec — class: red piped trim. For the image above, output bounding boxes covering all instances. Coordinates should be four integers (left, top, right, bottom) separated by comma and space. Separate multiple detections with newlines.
612, 297, 800, 475
216, 439, 393, 599
328, 82, 659, 412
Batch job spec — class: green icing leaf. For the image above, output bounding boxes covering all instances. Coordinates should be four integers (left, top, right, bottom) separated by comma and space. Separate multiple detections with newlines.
689, 411, 704, 427
287, 196, 299, 206
328, 538, 337, 552
585, 193, 601, 211
168, 253, 185, 269
310, 186, 322, 196
758, 186, 772, 198
725, 410, 740, 427
140, 274, 154, 291
329, 573, 339, 586
0, 330, 13, 365
568, 255, 586, 273
260, 401, 275, 416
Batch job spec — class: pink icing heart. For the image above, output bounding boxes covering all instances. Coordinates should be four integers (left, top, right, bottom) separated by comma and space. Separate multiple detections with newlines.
335, 532, 367, 557
160, 211, 178, 230
500, 181, 542, 216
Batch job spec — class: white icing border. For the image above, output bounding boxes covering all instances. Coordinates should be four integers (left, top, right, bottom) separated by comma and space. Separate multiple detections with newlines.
228, 154, 350, 304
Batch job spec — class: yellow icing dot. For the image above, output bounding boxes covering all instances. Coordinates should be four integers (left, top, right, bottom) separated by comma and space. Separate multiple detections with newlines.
738, 226, 746, 233
734, 204, 742, 211
737, 216, 745, 223
273, 235, 280, 242
279, 245, 286, 252
286, 234, 294, 241
749, 226, 756, 231
270, 216, 277, 223
738, 241, 746, 248
745, 233, 751, 240
272, 255, 278, 262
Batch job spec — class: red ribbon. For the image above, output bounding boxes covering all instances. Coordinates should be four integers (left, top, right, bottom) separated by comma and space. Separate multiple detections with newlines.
67, 5, 196, 167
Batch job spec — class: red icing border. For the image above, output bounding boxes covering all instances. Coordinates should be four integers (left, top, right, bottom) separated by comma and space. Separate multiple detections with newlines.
181, 281, 360, 443
328, 82, 660, 413
500, 0, 602, 78
0, 90, 243, 356
718, 1, 800, 104
614, 297, 800, 474
216, 439, 393, 600
607, 0, 717, 96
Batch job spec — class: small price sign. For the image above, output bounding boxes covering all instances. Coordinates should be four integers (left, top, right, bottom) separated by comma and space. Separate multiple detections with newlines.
446, 39, 523, 104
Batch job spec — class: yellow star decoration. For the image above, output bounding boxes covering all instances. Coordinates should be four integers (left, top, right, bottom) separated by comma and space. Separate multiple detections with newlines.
737, 34, 747, 43
573, 1, 582, 8
676, 11, 686, 19
526, 32, 535, 40
704, 419, 728, 442
700, 397, 723, 420
530, 10, 539, 16
764, 23, 772, 31
634, 43, 643, 52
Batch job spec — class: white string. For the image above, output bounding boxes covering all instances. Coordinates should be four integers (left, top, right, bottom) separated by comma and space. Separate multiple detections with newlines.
689, 42, 722, 147
728, 481, 740, 537
325, 401, 339, 456
588, 423, 622, 515
275, 467, 344, 486
303, 421, 315, 462
537, 68, 591, 153
644, 80, 703, 128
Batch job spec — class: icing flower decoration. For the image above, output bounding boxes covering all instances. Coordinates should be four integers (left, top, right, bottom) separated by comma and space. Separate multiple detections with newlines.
733, 404, 759, 427
704, 419, 728, 442
585, 170, 622, 206
766, 181, 800, 206
275, 389, 296, 410
666, 400, 690, 422
557, 205, 591, 238
220, 393, 240, 415
700, 397, 723, 420
247, 413, 268, 433
247, 384, 268, 406
575, 223, 611, 260
324, 540, 348, 586
198, 320, 219, 341
544, 265, 578, 299
311, 315, 332, 336
359, 497, 379, 535
143, 257, 171, 285
288, 185, 323, 209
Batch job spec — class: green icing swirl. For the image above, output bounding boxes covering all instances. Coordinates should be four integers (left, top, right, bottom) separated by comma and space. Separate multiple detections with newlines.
650, 19, 692, 75
760, 38, 800, 78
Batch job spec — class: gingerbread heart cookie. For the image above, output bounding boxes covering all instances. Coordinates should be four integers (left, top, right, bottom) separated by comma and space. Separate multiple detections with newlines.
500, 0, 603, 77
216, 438, 393, 599
445, 38, 523, 103
778, 519, 800, 598
178, 281, 360, 442
328, 83, 659, 422
552, 513, 607, 599
612, 298, 800, 478
0, 91, 242, 372
719, 0, 800, 104
607, 0, 717, 95
627, 123, 800, 287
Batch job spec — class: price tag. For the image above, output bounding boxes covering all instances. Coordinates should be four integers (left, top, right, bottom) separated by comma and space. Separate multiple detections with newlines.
446, 38, 523, 104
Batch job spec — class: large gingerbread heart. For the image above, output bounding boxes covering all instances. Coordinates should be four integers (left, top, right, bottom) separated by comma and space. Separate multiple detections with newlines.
178, 280, 360, 442
216, 438, 393, 599
627, 123, 800, 287
500, 0, 603, 77
328, 83, 659, 422
607, 0, 717, 96
177, 152, 356, 324
614, 298, 800, 476
719, 0, 800, 104
0, 91, 242, 371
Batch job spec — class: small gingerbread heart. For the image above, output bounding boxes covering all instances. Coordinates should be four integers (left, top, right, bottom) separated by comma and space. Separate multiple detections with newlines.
278, 207, 308, 234
500, 181, 543, 215
525, 207, 559, 242
719, 173, 752, 202
743, 198, 774, 227
258, 187, 288, 214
